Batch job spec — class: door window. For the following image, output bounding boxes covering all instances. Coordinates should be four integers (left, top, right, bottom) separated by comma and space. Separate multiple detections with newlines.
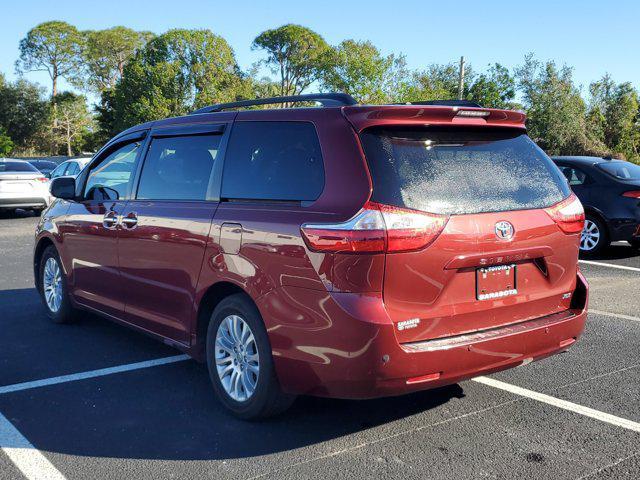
50, 162, 69, 178
559, 166, 589, 186
222, 121, 324, 201
66, 162, 80, 176
137, 134, 221, 201
84, 142, 140, 201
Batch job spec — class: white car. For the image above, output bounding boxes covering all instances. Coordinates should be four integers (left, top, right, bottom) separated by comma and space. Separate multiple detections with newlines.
0, 159, 51, 213
48, 157, 92, 180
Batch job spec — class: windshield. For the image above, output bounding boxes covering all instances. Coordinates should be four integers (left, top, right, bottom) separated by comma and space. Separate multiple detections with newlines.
597, 161, 640, 181
360, 127, 570, 215
0, 161, 39, 173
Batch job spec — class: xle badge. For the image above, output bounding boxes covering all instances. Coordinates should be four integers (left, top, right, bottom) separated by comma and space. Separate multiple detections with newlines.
397, 318, 420, 331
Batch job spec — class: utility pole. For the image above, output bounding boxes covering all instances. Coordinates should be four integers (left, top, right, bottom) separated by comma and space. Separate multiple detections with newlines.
457, 56, 465, 100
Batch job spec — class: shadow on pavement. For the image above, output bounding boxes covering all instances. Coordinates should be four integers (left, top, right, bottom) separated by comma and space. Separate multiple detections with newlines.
0, 363, 465, 461
0, 288, 179, 385
581, 242, 640, 261
0, 287, 466, 461
0, 208, 39, 219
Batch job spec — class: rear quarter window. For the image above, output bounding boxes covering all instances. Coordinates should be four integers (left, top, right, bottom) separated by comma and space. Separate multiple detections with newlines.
360, 127, 570, 215
597, 161, 640, 181
222, 121, 324, 201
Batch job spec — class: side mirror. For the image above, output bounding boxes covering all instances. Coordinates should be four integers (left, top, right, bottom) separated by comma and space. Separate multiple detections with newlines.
50, 176, 76, 200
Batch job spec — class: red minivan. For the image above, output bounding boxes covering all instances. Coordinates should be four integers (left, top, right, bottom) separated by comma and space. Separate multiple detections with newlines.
35, 94, 588, 419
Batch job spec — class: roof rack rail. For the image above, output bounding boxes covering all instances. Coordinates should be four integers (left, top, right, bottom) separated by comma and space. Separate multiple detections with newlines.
400, 100, 483, 108
189, 92, 358, 115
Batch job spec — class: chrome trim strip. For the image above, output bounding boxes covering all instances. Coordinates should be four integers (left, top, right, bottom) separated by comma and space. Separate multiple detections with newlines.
401, 310, 577, 353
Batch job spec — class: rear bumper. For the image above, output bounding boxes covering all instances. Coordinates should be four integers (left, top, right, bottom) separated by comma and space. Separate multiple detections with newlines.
369, 307, 586, 398
0, 196, 47, 209
272, 272, 588, 399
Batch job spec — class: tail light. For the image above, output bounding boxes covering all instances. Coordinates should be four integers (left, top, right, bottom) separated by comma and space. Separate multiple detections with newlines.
622, 191, 640, 199
35, 177, 48, 183
301, 202, 449, 254
544, 194, 585, 234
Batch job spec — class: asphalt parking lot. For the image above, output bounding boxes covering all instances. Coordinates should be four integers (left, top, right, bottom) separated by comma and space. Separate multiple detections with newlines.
1, 210, 639, 479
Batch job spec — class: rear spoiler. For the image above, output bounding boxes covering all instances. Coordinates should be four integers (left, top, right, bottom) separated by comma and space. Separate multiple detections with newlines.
342, 105, 527, 132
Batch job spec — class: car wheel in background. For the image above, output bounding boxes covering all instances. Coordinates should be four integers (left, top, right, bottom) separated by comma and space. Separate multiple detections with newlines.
38, 245, 78, 323
580, 215, 609, 257
206, 293, 295, 420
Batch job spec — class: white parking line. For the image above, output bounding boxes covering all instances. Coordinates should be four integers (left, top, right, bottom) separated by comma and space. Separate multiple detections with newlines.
473, 376, 640, 433
0, 355, 191, 479
0, 411, 66, 480
579, 259, 640, 272
590, 309, 640, 323
0, 355, 190, 396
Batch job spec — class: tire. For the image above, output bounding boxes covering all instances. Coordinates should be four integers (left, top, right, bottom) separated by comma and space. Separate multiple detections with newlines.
38, 245, 78, 323
206, 293, 295, 420
580, 214, 609, 257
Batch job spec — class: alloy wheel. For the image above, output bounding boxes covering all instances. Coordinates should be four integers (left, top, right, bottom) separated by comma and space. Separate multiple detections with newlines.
580, 219, 600, 251
43, 257, 63, 313
214, 314, 260, 402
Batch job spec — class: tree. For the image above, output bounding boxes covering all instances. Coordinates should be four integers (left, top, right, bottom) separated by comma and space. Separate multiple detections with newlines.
399, 63, 474, 103
252, 24, 330, 97
468, 63, 517, 109
16, 21, 84, 98
515, 54, 587, 155
0, 76, 51, 150
321, 40, 405, 104
52, 92, 95, 156
586, 75, 639, 160
0, 127, 14, 156
99, 29, 248, 136
82, 27, 153, 92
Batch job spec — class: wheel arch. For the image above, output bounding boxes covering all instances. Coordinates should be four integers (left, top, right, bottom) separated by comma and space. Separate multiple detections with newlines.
583, 206, 611, 238
33, 236, 56, 293
193, 281, 255, 361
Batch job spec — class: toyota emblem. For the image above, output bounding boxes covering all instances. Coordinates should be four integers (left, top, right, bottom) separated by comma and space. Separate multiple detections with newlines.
495, 221, 515, 240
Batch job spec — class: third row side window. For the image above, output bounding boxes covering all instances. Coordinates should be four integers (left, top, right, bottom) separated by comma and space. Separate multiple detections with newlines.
221, 121, 324, 201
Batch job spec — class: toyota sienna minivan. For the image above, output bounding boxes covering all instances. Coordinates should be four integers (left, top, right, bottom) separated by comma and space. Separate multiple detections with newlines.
35, 93, 589, 419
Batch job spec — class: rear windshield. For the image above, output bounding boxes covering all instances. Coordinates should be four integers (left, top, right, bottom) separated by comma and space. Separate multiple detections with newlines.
597, 161, 640, 180
360, 127, 570, 215
0, 161, 39, 173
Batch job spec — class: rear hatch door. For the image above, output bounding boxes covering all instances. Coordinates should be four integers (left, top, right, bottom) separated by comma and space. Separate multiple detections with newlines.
359, 126, 580, 344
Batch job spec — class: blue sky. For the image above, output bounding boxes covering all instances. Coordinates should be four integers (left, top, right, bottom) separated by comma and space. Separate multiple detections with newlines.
3, 0, 639, 99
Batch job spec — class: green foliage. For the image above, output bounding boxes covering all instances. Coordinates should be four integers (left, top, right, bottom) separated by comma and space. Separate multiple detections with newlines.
52, 92, 95, 155
515, 54, 587, 155
468, 63, 517, 109
586, 75, 639, 160
16, 21, 84, 96
100, 28, 248, 135
398, 63, 473, 102
8, 20, 640, 161
0, 76, 51, 150
82, 26, 153, 92
321, 40, 405, 104
0, 127, 14, 156
253, 24, 330, 96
